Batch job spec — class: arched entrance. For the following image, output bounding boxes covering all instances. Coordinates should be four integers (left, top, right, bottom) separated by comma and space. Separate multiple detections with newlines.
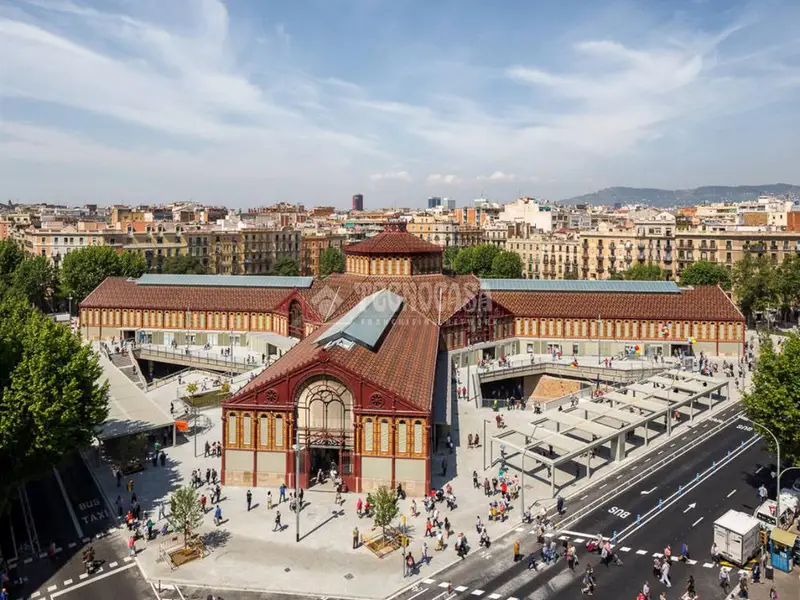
288, 299, 304, 339
295, 375, 355, 490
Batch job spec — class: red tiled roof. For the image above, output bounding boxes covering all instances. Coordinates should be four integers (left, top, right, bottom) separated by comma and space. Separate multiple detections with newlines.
345, 230, 443, 255
79, 277, 295, 313
488, 285, 744, 322
228, 302, 440, 411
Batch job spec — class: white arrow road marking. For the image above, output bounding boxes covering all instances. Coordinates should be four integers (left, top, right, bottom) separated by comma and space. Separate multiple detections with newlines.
641, 487, 656, 495
683, 503, 697, 513
727, 489, 737, 498
692, 517, 704, 527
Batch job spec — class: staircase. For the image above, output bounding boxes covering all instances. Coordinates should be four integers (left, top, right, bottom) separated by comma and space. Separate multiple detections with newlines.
108, 351, 147, 390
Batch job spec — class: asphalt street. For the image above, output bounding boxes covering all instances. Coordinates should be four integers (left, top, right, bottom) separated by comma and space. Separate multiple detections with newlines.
390, 406, 763, 600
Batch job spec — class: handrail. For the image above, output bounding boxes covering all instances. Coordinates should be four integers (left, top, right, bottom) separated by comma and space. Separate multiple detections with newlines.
477, 360, 666, 383
136, 346, 251, 370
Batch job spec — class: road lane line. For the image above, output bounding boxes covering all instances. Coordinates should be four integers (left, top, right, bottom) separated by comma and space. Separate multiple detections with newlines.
687, 559, 697, 565
692, 517, 704, 527
79, 573, 88, 580
52, 466, 83, 539
429, 592, 448, 600
599, 484, 607, 490
636, 550, 648, 555
455, 586, 468, 592
703, 562, 714, 568
47, 585, 57, 592
30, 592, 41, 598
755, 466, 764, 473
123, 556, 132, 562
580, 495, 588, 500
63, 579, 73, 586
471, 590, 485, 596
489, 594, 501, 599
406, 589, 429, 600
68, 542, 76, 548
727, 489, 737, 498
620, 547, 631, 552
109, 561, 118, 568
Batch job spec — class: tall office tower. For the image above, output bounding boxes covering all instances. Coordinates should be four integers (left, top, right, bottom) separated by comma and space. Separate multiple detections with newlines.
352, 194, 364, 211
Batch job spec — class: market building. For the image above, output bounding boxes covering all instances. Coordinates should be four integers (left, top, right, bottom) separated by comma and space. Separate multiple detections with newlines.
78, 222, 746, 495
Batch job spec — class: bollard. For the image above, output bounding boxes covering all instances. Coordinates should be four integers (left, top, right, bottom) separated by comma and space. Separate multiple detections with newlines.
741, 440, 745, 448
728, 450, 731, 458
712, 460, 716, 470
612, 530, 617, 544
696, 472, 700, 481
658, 498, 663, 509
678, 485, 682, 496
636, 514, 641, 525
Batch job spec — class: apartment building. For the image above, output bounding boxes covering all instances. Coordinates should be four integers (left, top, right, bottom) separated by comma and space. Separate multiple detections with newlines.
407, 215, 484, 248
505, 228, 581, 279
301, 231, 347, 276
24, 224, 121, 265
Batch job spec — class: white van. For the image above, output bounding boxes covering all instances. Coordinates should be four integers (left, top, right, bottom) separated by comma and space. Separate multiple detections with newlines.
753, 500, 794, 531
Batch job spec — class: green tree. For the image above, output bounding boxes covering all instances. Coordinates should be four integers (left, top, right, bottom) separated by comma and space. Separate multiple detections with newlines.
371, 485, 399, 537
0, 240, 24, 284
563, 270, 579, 280
679, 260, 731, 289
12, 256, 58, 312
742, 333, 800, 466
273, 257, 300, 277
489, 251, 523, 279
168, 486, 204, 544
774, 254, 800, 323
185, 382, 198, 407
453, 246, 477, 275
61, 246, 125, 304
118, 251, 148, 277
0, 293, 109, 511
443, 246, 461, 272
318, 247, 345, 278
732, 254, 777, 326
160, 254, 205, 275
472, 244, 501, 278
617, 262, 665, 281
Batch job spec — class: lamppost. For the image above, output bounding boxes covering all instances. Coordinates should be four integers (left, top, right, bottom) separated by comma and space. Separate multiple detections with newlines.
596, 314, 602, 365
745, 418, 781, 519
68, 295, 73, 317
483, 419, 492, 471
294, 413, 301, 543
520, 425, 537, 515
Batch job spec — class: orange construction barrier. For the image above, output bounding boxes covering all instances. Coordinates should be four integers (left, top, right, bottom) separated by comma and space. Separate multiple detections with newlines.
175, 420, 189, 432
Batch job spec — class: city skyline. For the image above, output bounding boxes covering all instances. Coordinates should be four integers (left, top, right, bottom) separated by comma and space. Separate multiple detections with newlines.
1, 0, 800, 207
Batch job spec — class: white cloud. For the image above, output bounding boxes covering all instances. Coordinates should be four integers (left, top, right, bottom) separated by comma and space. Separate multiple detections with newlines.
478, 171, 516, 182
369, 171, 412, 182
426, 174, 463, 185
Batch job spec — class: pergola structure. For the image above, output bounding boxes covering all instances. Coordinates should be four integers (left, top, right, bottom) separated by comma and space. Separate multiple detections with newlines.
489, 369, 730, 497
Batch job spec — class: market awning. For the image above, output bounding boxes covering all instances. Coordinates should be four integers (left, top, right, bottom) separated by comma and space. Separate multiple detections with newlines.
770, 528, 798, 548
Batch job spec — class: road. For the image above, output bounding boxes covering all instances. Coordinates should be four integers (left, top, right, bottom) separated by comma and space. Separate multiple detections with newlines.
390, 407, 767, 600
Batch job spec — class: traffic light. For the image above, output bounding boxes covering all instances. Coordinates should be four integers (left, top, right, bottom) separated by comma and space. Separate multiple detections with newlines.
760, 529, 768, 546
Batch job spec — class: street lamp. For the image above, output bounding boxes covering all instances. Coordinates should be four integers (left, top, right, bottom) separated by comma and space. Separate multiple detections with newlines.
520, 425, 537, 515
483, 419, 492, 471
745, 418, 782, 520
294, 416, 301, 543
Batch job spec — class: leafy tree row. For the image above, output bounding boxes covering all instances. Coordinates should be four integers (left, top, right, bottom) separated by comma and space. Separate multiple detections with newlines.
0, 288, 109, 512
444, 244, 523, 278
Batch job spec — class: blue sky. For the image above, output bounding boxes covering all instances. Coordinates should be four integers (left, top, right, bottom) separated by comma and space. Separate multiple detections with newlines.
1, 0, 799, 207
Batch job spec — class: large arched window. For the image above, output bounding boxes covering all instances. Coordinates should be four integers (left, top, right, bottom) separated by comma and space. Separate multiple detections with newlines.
296, 376, 354, 434
227, 412, 238, 447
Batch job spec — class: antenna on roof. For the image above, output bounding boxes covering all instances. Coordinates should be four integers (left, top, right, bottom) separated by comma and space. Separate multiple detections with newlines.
324, 286, 341, 322
437, 287, 443, 325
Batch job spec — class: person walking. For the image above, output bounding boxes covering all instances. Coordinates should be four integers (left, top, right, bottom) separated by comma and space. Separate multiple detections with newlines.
758, 484, 768, 504
513, 540, 521, 562
659, 559, 671, 588
421, 541, 429, 564
213, 505, 222, 526
710, 541, 719, 565
769, 586, 778, 600
266, 490, 273, 510
719, 567, 730, 594
279, 483, 287, 503
352, 526, 359, 549
274, 510, 282, 532
246, 489, 252, 512
200, 494, 207, 513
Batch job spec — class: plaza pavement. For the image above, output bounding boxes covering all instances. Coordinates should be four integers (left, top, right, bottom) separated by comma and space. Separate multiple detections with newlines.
87, 350, 751, 599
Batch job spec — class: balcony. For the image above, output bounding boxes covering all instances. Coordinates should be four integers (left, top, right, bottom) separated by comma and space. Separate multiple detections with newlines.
744, 243, 766, 253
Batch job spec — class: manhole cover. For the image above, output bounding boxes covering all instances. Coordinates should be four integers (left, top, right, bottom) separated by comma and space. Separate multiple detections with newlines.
284, 567, 291, 573
344, 573, 354, 580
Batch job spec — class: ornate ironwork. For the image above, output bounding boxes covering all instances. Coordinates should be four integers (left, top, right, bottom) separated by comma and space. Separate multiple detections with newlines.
369, 392, 385, 408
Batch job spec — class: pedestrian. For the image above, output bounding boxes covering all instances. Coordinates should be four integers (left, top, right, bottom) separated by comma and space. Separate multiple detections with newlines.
116, 495, 123, 518
246, 489, 252, 511
680, 542, 689, 562
299, 487, 304, 508
159, 451, 165, 467
769, 586, 778, 600
421, 541, 429, 564
581, 565, 595, 595
128, 535, 136, 557
213, 505, 222, 526
513, 540, 521, 562
212, 468, 218, 484
659, 560, 671, 587
279, 483, 287, 503
204, 441, 210, 457
719, 567, 730, 594
557, 495, 565, 515
200, 494, 207, 513
116, 469, 122, 487
710, 541, 719, 565
206, 468, 211, 485
274, 510, 282, 532
352, 526, 359, 549
267, 490, 273, 510
752, 562, 761, 583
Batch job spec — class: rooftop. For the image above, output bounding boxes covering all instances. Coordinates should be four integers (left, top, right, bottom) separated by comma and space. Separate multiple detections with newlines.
136, 274, 314, 288
317, 289, 404, 351
344, 225, 443, 256
480, 280, 681, 294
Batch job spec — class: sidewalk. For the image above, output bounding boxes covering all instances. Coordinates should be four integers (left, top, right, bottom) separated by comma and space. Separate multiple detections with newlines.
734, 568, 800, 600
86, 353, 749, 598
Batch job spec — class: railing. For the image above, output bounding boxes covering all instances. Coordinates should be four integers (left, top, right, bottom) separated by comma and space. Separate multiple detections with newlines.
135, 346, 252, 372
147, 367, 221, 391
477, 357, 666, 384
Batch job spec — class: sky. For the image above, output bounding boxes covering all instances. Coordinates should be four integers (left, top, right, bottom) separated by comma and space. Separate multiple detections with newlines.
1, 0, 799, 208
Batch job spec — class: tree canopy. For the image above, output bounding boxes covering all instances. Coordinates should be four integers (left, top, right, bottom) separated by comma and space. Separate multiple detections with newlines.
160, 254, 205, 275
168, 486, 204, 544
742, 333, 800, 466
370, 485, 399, 535
11, 255, 58, 312
319, 247, 345, 278
489, 251, 523, 279
0, 290, 109, 511
613, 262, 666, 281
61, 246, 147, 304
272, 257, 300, 277
679, 260, 731, 289
443, 246, 460, 272
732, 254, 777, 325
0, 240, 24, 284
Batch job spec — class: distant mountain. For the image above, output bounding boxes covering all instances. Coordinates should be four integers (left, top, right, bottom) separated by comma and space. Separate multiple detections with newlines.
562, 184, 800, 207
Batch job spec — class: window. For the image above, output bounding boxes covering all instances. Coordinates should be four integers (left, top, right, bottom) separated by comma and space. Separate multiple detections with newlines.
397, 421, 408, 454
364, 419, 374, 452
242, 414, 252, 446
413, 421, 424, 454
274, 415, 284, 447
259, 415, 269, 446
380, 420, 390, 453
228, 413, 237, 446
